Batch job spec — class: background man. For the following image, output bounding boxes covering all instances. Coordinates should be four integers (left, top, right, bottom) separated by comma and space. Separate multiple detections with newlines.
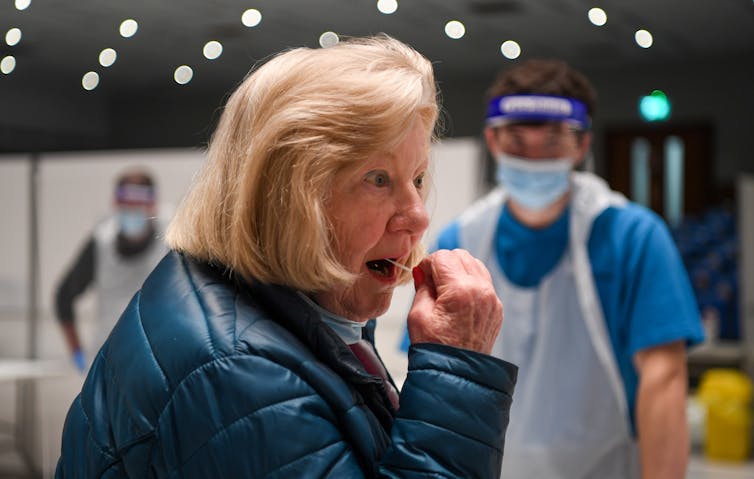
427, 59, 704, 478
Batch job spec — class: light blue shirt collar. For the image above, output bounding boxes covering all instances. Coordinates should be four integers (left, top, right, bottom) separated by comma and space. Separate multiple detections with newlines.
297, 292, 367, 345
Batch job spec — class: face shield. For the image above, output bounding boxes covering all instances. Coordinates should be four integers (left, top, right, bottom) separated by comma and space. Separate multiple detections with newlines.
485, 94, 590, 130
115, 183, 155, 239
485, 95, 592, 210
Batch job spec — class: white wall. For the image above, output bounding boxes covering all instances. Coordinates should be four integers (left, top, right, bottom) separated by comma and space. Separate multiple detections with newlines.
0, 157, 31, 314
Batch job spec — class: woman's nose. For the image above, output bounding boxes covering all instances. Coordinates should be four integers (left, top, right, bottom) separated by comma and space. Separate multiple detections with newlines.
388, 188, 429, 235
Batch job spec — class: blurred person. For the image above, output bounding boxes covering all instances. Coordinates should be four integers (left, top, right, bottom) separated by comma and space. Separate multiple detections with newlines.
54, 169, 168, 371
412, 59, 704, 478
55, 36, 517, 478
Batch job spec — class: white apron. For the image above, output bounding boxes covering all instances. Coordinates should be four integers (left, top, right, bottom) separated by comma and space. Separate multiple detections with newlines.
93, 216, 168, 350
458, 172, 639, 478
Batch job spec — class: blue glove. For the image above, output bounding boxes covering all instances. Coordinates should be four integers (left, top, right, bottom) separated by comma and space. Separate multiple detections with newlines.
72, 349, 87, 373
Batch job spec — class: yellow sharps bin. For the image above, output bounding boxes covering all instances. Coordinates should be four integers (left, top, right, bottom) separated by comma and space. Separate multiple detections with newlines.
696, 368, 753, 462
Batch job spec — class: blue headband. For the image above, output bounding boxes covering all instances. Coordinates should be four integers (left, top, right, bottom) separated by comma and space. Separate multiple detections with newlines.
116, 184, 155, 204
486, 94, 590, 129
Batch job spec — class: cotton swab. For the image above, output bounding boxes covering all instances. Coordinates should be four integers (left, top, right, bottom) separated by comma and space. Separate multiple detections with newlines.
385, 258, 412, 273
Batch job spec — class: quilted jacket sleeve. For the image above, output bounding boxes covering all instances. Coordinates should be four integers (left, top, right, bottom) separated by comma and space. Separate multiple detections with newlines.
381, 343, 516, 478
149, 344, 515, 478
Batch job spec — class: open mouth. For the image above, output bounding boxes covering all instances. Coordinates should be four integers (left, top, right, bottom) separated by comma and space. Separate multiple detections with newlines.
366, 258, 397, 278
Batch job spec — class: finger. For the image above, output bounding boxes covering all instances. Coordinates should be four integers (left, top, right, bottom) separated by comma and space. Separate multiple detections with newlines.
470, 256, 494, 283
407, 276, 437, 342
446, 249, 493, 283
415, 258, 436, 293
426, 249, 463, 285
450, 248, 478, 276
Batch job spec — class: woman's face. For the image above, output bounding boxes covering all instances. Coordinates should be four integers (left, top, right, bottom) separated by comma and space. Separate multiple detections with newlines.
315, 118, 431, 322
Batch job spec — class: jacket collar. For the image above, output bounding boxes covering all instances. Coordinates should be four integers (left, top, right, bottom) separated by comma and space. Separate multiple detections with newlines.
192, 255, 398, 430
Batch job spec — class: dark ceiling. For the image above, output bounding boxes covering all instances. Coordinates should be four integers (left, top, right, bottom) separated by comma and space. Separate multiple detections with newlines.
0, 0, 752, 151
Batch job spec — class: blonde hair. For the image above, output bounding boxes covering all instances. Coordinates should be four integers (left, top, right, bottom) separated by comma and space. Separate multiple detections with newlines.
165, 35, 439, 292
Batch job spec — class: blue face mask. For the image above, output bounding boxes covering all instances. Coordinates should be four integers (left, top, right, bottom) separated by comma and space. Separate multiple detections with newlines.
117, 210, 149, 238
495, 153, 573, 211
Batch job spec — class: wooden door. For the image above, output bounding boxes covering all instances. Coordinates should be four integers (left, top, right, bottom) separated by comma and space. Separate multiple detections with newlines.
604, 124, 714, 219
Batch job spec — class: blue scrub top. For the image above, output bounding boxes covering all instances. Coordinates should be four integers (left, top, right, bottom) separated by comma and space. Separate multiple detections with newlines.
405, 201, 704, 432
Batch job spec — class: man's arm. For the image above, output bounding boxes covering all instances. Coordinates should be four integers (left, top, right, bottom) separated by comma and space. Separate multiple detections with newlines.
634, 340, 689, 479
55, 237, 96, 363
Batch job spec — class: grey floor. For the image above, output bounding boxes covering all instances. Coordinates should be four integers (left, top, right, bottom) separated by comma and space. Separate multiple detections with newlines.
1, 284, 753, 478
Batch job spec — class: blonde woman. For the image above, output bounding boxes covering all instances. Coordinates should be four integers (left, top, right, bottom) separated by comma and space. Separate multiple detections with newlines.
56, 36, 516, 478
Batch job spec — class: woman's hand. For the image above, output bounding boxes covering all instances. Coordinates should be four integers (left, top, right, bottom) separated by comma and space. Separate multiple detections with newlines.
407, 249, 503, 355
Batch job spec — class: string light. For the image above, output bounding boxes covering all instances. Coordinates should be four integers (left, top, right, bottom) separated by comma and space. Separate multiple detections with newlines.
242, 9, 262, 27
635, 29, 653, 48
445, 21, 466, 40
1, 56, 16, 74
6, 28, 22, 47
319, 31, 339, 48
99, 48, 117, 67
377, 0, 398, 15
203, 41, 223, 60
15, 0, 31, 11
174, 65, 193, 85
500, 40, 521, 59
82, 71, 99, 90
119, 19, 138, 38
588, 8, 607, 26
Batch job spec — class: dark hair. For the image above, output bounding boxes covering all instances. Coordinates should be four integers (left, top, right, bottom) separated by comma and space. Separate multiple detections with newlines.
486, 59, 597, 117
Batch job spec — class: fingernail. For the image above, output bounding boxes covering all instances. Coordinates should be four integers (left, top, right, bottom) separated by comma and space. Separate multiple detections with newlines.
412, 266, 424, 289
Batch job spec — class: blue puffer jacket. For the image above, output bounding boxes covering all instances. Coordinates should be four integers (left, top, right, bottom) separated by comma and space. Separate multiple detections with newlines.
56, 251, 517, 478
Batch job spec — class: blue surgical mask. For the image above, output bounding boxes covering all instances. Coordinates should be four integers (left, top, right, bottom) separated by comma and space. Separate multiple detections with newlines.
495, 153, 573, 211
117, 210, 149, 238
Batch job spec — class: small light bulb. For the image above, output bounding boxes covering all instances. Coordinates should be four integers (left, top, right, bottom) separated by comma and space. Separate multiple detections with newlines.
635, 29, 653, 48
119, 19, 138, 38
445, 21, 466, 40
588, 8, 607, 26
377, 0, 398, 15
174, 65, 193, 85
15, 0, 31, 11
203, 41, 223, 60
1, 56, 16, 74
242, 9, 262, 27
82, 71, 99, 91
501, 40, 521, 59
6, 28, 22, 47
99, 48, 117, 67
319, 31, 339, 48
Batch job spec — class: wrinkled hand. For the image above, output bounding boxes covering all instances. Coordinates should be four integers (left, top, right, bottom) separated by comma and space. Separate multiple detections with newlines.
407, 249, 503, 354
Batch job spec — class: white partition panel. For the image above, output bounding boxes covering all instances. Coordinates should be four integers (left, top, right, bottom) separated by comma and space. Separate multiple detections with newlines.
0, 156, 31, 312
0, 156, 32, 358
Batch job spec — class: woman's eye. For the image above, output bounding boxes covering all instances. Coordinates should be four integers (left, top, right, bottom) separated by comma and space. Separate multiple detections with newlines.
414, 173, 425, 189
365, 171, 389, 187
